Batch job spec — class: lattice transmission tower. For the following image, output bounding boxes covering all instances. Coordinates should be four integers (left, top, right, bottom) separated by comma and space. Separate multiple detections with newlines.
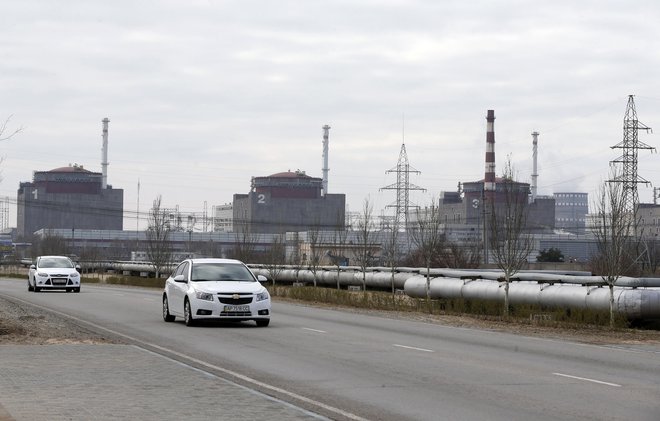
608, 95, 655, 216
380, 143, 425, 230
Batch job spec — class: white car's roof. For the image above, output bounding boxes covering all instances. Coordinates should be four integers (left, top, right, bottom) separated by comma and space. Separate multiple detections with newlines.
185, 258, 246, 265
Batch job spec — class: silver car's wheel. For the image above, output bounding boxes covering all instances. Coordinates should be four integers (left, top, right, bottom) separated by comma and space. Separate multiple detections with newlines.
28, 278, 34, 292
163, 295, 175, 322
184, 299, 195, 326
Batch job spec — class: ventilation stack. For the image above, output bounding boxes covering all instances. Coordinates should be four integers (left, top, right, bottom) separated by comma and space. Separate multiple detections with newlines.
484, 110, 496, 202
322, 125, 330, 196
531, 131, 539, 202
101, 117, 110, 189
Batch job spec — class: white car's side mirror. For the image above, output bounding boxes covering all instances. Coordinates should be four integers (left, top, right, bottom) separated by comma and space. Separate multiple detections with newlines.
173, 274, 187, 283
257, 275, 268, 282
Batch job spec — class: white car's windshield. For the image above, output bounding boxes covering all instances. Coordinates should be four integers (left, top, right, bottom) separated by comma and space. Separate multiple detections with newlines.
38, 257, 74, 269
190, 263, 255, 282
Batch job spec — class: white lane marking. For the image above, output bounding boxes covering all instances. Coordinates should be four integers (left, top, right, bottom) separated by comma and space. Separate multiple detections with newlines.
302, 328, 326, 333
553, 372, 621, 387
393, 344, 434, 353
5, 295, 369, 421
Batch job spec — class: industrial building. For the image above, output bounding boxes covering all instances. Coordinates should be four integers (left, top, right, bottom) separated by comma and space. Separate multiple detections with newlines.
436, 110, 555, 236
16, 118, 124, 239
233, 170, 345, 234
16, 164, 124, 239
554, 192, 589, 234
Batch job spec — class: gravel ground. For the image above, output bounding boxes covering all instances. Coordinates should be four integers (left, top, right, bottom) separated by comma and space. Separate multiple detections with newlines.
0, 296, 116, 345
1, 294, 660, 346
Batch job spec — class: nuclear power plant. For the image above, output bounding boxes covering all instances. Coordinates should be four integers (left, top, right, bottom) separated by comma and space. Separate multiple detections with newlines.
16, 118, 124, 239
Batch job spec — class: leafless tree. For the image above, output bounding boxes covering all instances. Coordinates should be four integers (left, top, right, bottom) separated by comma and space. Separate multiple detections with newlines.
409, 199, 445, 311
354, 197, 376, 291
146, 195, 172, 278
33, 231, 69, 256
591, 175, 638, 327
265, 234, 286, 286
287, 231, 306, 282
307, 221, 324, 287
488, 159, 533, 317
444, 240, 482, 269
0, 115, 23, 142
330, 217, 349, 290
231, 222, 257, 263
382, 220, 401, 299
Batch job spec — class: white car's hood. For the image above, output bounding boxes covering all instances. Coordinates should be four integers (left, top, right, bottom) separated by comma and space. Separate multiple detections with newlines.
37, 268, 78, 276
194, 281, 264, 294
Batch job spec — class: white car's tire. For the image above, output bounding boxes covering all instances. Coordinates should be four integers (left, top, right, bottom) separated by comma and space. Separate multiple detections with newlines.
162, 295, 175, 322
184, 299, 195, 326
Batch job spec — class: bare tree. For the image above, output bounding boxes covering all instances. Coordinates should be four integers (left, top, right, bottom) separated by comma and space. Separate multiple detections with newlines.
0, 115, 23, 142
232, 222, 257, 263
409, 199, 445, 312
591, 175, 638, 327
488, 159, 533, 317
444, 240, 482, 269
146, 195, 172, 278
354, 197, 376, 291
33, 231, 69, 257
307, 221, 324, 287
265, 234, 286, 286
382, 220, 401, 299
330, 218, 349, 290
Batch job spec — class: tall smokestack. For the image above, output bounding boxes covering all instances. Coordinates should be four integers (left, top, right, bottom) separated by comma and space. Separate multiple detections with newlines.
101, 118, 110, 189
531, 131, 539, 202
322, 124, 330, 196
484, 110, 496, 201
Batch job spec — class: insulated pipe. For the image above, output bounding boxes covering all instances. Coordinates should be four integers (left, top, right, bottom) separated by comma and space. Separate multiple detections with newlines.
403, 276, 660, 319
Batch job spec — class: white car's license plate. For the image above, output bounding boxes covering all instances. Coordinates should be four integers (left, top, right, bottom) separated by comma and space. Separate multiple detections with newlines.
224, 305, 250, 312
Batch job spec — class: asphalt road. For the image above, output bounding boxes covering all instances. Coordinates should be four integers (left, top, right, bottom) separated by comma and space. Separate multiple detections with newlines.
1, 278, 659, 421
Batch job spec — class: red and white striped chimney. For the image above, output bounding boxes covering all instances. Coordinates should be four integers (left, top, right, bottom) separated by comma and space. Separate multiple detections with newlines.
484, 110, 496, 201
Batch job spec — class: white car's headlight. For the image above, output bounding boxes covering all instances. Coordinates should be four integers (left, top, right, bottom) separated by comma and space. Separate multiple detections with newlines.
195, 291, 214, 301
70, 272, 79, 278
256, 290, 270, 302
37, 272, 48, 278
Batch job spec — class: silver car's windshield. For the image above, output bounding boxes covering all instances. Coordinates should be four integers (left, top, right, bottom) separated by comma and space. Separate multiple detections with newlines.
38, 257, 74, 269
190, 263, 256, 282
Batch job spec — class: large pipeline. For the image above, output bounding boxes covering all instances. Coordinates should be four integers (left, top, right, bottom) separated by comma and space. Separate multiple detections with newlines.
86, 261, 660, 319
403, 276, 660, 319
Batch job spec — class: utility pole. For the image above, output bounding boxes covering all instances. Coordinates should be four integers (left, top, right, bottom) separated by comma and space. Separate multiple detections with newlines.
608, 95, 655, 218
380, 142, 425, 232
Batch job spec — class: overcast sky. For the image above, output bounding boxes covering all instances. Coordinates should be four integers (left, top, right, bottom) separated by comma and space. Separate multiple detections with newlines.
1, 0, 660, 230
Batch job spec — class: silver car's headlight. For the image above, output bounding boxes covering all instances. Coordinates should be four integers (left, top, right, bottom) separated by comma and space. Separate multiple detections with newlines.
195, 291, 214, 301
256, 290, 270, 302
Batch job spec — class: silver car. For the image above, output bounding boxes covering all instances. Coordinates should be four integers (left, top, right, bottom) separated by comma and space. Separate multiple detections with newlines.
28, 256, 81, 293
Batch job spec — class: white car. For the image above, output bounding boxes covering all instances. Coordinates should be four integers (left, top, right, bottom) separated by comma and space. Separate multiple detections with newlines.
162, 258, 271, 327
28, 255, 81, 293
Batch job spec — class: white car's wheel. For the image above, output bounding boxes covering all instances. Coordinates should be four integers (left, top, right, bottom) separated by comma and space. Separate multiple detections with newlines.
184, 299, 195, 326
256, 319, 270, 327
27, 278, 33, 292
163, 295, 175, 322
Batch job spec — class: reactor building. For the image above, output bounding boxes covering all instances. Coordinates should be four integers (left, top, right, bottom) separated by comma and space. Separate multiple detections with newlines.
17, 164, 124, 239
16, 118, 124, 239
232, 170, 345, 234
